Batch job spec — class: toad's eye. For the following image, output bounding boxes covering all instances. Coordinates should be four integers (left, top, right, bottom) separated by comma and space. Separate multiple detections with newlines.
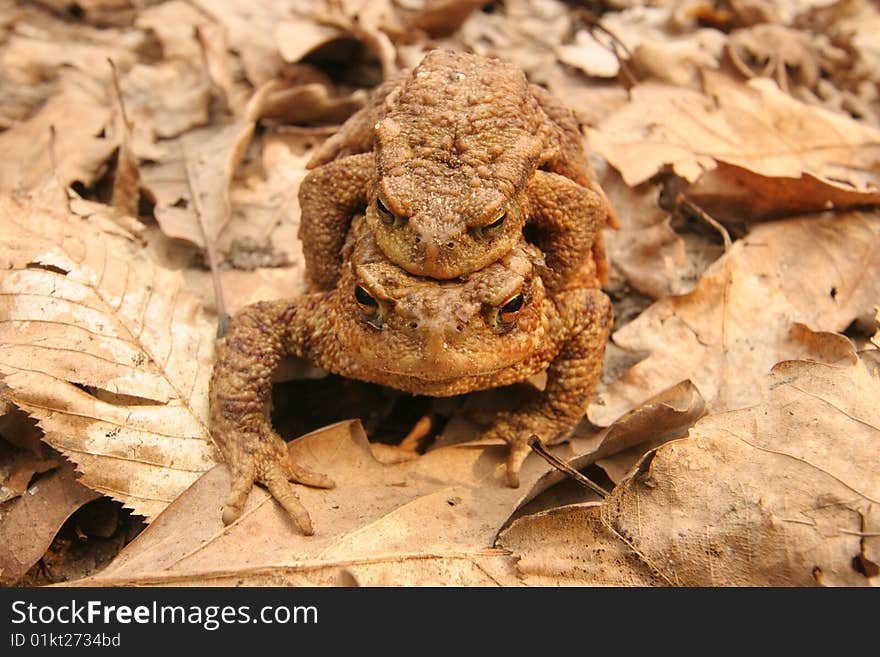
475, 212, 507, 239
355, 285, 379, 314
498, 293, 524, 324
376, 198, 405, 227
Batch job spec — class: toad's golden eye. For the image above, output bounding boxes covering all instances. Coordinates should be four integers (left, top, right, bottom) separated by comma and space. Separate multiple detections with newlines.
355, 285, 379, 313
475, 212, 506, 239
498, 292, 524, 324
376, 198, 393, 223
376, 198, 406, 227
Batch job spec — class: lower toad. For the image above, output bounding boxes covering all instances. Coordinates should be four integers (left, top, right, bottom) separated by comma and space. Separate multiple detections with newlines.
209, 218, 612, 534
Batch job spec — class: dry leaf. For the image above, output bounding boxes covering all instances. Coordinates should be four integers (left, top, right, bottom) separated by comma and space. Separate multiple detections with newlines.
455, 0, 572, 84
120, 61, 212, 156
0, 462, 101, 586
686, 162, 880, 225
0, 8, 140, 86
498, 503, 664, 586
71, 379, 707, 586
0, 440, 60, 505
72, 421, 534, 586
601, 169, 695, 299
587, 70, 880, 214
591, 211, 880, 426
190, 0, 291, 86
603, 356, 879, 586
0, 197, 218, 519
134, 2, 210, 61
0, 71, 117, 194
141, 82, 275, 250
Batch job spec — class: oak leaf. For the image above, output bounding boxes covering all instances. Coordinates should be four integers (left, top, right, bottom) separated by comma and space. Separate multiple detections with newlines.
591, 211, 880, 426
587, 70, 880, 216
603, 355, 880, 586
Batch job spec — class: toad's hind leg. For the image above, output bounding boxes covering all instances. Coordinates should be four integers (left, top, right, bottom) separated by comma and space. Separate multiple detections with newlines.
480, 288, 613, 487
210, 299, 334, 535
298, 153, 375, 291
307, 71, 408, 168
525, 171, 607, 291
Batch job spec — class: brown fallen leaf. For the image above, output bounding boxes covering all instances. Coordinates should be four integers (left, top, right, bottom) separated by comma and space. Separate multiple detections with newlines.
602, 355, 880, 586
221, 134, 313, 269
591, 211, 880, 426
109, 60, 140, 218
68, 421, 530, 586
0, 461, 100, 586
587, 70, 880, 216
585, 379, 706, 485
0, 439, 60, 505
0, 7, 140, 86
515, 380, 705, 513
686, 162, 880, 226
0, 406, 45, 454
189, 0, 289, 86
406, 0, 486, 38
0, 196, 218, 519
0, 71, 117, 195
120, 61, 212, 158
498, 502, 665, 586
68, 379, 707, 587
601, 169, 695, 299
141, 82, 276, 250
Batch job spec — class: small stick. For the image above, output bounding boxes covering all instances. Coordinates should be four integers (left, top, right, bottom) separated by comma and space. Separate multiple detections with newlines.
47, 125, 71, 212
184, 156, 228, 336
527, 435, 609, 499
676, 193, 732, 251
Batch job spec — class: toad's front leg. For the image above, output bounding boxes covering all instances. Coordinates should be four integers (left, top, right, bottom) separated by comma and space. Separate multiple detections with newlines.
479, 287, 613, 486
298, 153, 375, 291
525, 171, 609, 291
209, 299, 334, 534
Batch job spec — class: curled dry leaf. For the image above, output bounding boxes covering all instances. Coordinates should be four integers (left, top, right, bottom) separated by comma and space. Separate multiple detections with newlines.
591, 211, 880, 426
0, 197, 218, 520
686, 161, 880, 225
603, 356, 880, 586
587, 70, 880, 217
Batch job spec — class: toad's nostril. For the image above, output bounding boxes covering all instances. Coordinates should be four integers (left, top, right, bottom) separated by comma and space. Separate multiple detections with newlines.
446, 241, 455, 249
415, 237, 421, 244
409, 321, 419, 329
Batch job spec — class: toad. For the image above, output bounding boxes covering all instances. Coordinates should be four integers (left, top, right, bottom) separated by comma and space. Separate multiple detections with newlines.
210, 217, 612, 534
298, 49, 616, 293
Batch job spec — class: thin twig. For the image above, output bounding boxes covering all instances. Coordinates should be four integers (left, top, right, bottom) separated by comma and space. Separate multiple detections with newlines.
578, 12, 639, 90
107, 58, 129, 128
676, 193, 732, 251
47, 125, 70, 212
527, 435, 609, 499
184, 156, 228, 336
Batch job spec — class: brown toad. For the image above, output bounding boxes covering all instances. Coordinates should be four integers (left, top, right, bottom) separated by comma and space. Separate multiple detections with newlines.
298, 49, 616, 293
209, 217, 612, 534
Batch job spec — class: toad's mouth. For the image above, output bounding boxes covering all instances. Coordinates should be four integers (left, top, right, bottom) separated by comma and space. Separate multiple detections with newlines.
358, 342, 529, 383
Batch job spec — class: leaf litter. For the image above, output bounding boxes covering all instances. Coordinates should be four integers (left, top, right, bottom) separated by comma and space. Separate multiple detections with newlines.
0, 0, 878, 586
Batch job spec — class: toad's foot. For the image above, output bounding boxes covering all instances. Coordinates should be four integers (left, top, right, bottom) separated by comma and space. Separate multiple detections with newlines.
221, 423, 335, 534
478, 408, 573, 487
